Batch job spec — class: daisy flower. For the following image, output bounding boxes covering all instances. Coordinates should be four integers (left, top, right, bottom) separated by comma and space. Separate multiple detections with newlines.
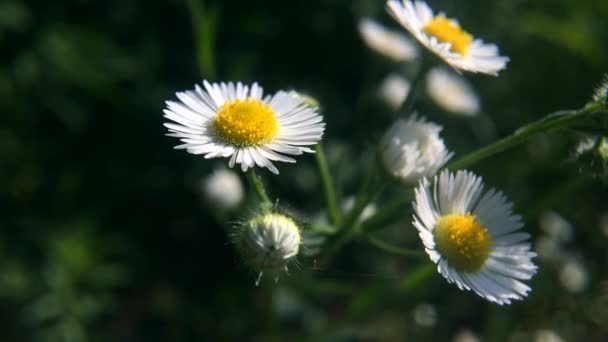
413, 170, 537, 304
386, 0, 509, 75
358, 18, 419, 62
380, 116, 452, 184
426, 67, 480, 115
164, 81, 325, 174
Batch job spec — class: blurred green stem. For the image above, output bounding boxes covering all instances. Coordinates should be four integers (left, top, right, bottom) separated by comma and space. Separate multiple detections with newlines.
321, 165, 385, 263
341, 162, 382, 231
358, 189, 414, 233
400, 55, 432, 116
246, 169, 272, 212
446, 101, 606, 170
189, 0, 218, 78
315, 143, 341, 226
367, 236, 425, 258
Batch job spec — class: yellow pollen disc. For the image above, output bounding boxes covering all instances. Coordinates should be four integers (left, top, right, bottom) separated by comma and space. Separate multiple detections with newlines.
433, 214, 491, 272
422, 16, 472, 55
213, 99, 278, 146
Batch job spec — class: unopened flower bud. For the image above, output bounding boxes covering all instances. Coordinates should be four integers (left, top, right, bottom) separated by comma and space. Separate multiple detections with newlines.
202, 169, 243, 210
236, 213, 301, 275
380, 116, 452, 184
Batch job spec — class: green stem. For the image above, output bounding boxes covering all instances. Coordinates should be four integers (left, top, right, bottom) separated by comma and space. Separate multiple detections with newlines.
367, 236, 426, 258
358, 190, 414, 233
341, 162, 382, 231
246, 169, 272, 212
446, 102, 606, 170
188, 0, 218, 78
320, 178, 386, 264
315, 143, 341, 226
400, 56, 431, 116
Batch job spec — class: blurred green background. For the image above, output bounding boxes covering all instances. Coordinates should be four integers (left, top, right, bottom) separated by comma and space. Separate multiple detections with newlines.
1, 0, 607, 341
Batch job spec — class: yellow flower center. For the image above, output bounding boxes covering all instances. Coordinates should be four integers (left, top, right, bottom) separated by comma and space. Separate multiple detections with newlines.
213, 99, 278, 146
433, 214, 491, 272
422, 16, 472, 55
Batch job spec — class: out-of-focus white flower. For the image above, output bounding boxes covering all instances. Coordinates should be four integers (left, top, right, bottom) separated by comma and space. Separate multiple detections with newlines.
539, 211, 573, 244
386, 0, 509, 75
378, 73, 411, 110
164, 80, 325, 174
559, 258, 588, 293
342, 196, 377, 223
600, 213, 608, 238
202, 168, 243, 210
535, 236, 561, 261
380, 116, 452, 184
412, 303, 437, 327
358, 18, 419, 61
426, 67, 480, 115
236, 213, 301, 281
453, 329, 480, 342
413, 170, 538, 305
534, 329, 566, 342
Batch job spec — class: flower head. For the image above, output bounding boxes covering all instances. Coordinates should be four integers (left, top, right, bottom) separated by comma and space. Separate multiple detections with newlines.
201, 168, 243, 210
378, 73, 411, 110
386, 0, 509, 75
413, 170, 537, 304
380, 116, 452, 184
426, 67, 480, 115
236, 213, 301, 275
358, 18, 419, 62
164, 81, 325, 174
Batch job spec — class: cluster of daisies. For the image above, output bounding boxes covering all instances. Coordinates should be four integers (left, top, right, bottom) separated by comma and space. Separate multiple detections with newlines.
163, 0, 537, 304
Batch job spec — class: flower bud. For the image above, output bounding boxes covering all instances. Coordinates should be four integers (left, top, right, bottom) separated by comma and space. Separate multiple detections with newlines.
380, 116, 452, 184
593, 75, 608, 104
378, 73, 411, 110
202, 168, 244, 210
573, 136, 608, 181
236, 213, 301, 275
426, 67, 480, 116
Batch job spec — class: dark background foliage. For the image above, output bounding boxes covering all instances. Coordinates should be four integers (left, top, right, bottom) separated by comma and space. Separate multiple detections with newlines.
1, 0, 607, 341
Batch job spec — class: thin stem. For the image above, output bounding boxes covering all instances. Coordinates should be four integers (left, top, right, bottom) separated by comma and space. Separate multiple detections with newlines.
446, 102, 606, 170
367, 236, 426, 258
400, 56, 431, 116
188, 0, 218, 78
341, 162, 381, 231
320, 178, 386, 264
315, 143, 341, 226
246, 169, 272, 212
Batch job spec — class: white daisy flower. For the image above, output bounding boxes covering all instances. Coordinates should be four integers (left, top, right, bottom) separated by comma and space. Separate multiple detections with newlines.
386, 0, 509, 75
201, 168, 243, 210
426, 67, 480, 115
380, 116, 452, 184
358, 18, 419, 62
164, 81, 325, 174
236, 213, 301, 276
413, 170, 537, 304
378, 73, 411, 110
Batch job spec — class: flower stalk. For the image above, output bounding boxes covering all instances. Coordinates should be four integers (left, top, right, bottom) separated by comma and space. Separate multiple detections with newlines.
315, 143, 341, 226
446, 102, 606, 170
246, 169, 272, 212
